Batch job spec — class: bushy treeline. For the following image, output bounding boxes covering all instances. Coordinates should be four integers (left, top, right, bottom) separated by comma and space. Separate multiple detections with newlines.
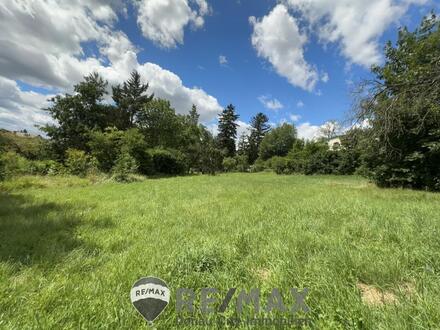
1, 72, 227, 182
221, 123, 362, 176
1, 15, 439, 190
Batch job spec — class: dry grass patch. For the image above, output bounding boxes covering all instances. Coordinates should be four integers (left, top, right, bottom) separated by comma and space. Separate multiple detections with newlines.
254, 268, 272, 282
357, 283, 398, 306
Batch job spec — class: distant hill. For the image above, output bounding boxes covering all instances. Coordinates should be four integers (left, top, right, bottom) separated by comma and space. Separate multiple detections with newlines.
0, 129, 46, 160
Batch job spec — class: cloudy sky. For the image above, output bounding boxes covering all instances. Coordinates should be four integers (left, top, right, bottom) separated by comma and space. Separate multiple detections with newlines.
0, 0, 437, 139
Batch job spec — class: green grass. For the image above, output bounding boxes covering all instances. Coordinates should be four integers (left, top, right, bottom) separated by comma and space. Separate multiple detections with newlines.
1, 173, 439, 329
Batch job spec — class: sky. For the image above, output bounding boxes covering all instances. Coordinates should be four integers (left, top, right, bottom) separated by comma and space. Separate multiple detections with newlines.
0, 0, 438, 139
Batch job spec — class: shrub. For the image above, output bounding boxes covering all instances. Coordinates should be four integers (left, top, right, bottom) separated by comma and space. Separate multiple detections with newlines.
222, 157, 237, 172
65, 149, 96, 177
28, 160, 64, 176
235, 155, 249, 172
88, 128, 123, 172
250, 158, 266, 173
112, 152, 138, 182
269, 156, 289, 174
0, 151, 30, 179
149, 148, 188, 175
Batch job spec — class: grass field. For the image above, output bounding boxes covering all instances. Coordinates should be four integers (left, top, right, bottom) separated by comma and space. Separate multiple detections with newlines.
1, 173, 440, 329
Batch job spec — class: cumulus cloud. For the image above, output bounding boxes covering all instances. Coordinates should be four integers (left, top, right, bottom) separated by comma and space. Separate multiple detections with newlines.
0, 77, 54, 134
250, 4, 319, 91
283, 0, 427, 67
237, 120, 252, 140
0, 0, 222, 132
258, 95, 284, 110
296, 122, 323, 140
219, 55, 228, 66
296, 120, 348, 140
296, 100, 304, 108
135, 0, 210, 48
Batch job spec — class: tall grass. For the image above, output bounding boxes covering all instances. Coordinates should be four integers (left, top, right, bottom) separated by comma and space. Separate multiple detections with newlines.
0, 173, 439, 329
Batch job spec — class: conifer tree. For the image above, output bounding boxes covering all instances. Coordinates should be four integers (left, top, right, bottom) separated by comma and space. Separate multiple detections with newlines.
248, 112, 270, 163
112, 70, 154, 128
217, 104, 239, 157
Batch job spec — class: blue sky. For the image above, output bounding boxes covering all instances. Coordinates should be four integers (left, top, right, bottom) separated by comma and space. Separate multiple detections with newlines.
0, 0, 438, 138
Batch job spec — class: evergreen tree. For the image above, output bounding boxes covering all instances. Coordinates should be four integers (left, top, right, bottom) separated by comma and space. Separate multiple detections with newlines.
188, 104, 200, 126
237, 134, 250, 157
112, 70, 154, 128
217, 104, 239, 157
248, 112, 270, 163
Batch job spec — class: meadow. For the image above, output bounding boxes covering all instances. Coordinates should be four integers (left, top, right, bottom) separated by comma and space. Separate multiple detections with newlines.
0, 173, 439, 329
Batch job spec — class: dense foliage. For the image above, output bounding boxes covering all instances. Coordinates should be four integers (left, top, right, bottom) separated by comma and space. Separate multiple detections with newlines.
356, 14, 440, 190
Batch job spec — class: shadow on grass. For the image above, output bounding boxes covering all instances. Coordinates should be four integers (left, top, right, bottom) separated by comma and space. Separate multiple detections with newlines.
0, 192, 112, 269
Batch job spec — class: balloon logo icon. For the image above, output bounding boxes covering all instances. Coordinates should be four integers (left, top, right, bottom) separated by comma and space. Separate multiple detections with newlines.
130, 277, 170, 326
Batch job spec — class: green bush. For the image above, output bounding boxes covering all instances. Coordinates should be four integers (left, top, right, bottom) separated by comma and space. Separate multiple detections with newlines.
28, 160, 64, 176
269, 156, 289, 174
112, 152, 138, 182
65, 149, 96, 177
222, 157, 237, 172
88, 128, 123, 172
250, 158, 266, 173
149, 148, 188, 175
0, 156, 4, 181
89, 128, 153, 175
235, 155, 249, 172
0, 151, 30, 179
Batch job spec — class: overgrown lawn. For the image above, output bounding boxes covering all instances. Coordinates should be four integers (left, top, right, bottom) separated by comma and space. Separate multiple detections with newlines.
0, 173, 439, 329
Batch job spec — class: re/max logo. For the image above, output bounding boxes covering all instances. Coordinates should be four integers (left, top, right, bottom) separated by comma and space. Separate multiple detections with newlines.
175, 288, 309, 315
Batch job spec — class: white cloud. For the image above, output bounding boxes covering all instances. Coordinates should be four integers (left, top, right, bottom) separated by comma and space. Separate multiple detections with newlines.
296, 100, 304, 108
283, 0, 427, 67
237, 120, 252, 140
296, 122, 323, 140
0, 77, 54, 134
258, 95, 284, 110
290, 114, 302, 122
137, 63, 221, 121
250, 4, 319, 91
296, 120, 348, 140
321, 72, 329, 83
0, 0, 222, 131
135, 0, 210, 48
219, 55, 228, 66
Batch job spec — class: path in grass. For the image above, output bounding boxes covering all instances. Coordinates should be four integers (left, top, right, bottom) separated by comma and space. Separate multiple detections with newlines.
1, 173, 439, 329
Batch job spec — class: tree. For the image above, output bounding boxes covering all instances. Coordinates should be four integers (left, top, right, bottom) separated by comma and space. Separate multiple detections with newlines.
259, 123, 297, 160
112, 70, 154, 128
137, 98, 184, 149
42, 73, 112, 157
217, 104, 239, 157
181, 105, 204, 170
248, 112, 270, 163
188, 104, 200, 126
320, 120, 341, 140
237, 134, 250, 157
197, 128, 223, 174
355, 13, 440, 190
